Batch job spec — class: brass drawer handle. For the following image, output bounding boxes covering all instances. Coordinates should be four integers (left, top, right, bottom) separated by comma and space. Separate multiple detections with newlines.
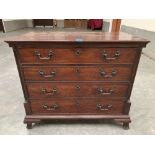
35, 51, 54, 60
96, 103, 112, 111
102, 50, 120, 60
39, 70, 56, 78
97, 88, 113, 95
42, 103, 59, 111
41, 88, 57, 95
100, 70, 117, 78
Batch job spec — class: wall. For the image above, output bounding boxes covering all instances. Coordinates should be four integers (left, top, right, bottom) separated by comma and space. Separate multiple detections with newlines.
3, 19, 29, 32
56, 20, 64, 28
121, 19, 155, 60
122, 20, 155, 32
103, 19, 111, 32
27, 20, 33, 27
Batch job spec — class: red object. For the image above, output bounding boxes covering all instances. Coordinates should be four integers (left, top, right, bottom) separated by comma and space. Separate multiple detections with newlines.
87, 19, 103, 30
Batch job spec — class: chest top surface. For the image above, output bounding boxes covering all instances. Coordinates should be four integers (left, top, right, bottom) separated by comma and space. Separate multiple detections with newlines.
5, 31, 149, 43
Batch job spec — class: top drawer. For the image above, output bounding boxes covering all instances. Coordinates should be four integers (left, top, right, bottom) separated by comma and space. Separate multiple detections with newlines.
18, 48, 137, 64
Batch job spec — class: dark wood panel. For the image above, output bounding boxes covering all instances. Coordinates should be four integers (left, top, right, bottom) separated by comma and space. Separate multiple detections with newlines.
26, 82, 129, 98
33, 19, 53, 27
30, 98, 125, 115
64, 19, 87, 29
18, 47, 138, 64
0, 19, 5, 32
22, 65, 133, 81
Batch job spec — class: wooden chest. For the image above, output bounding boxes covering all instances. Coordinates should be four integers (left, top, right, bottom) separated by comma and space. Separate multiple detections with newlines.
5, 32, 149, 129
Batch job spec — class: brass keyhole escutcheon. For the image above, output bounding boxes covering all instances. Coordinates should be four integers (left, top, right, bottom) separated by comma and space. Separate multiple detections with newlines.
75, 49, 81, 56
76, 67, 80, 75
75, 85, 80, 91
75, 101, 80, 106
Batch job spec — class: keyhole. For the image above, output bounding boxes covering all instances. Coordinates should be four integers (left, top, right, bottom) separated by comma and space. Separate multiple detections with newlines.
76, 67, 80, 75
75, 101, 80, 106
76, 85, 80, 91
75, 49, 81, 56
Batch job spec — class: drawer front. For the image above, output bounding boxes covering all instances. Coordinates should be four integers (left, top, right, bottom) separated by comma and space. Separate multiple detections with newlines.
18, 48, 137, 64
26, 82, 129, 98
30, 99, 124, 115
23, 65, 132, 81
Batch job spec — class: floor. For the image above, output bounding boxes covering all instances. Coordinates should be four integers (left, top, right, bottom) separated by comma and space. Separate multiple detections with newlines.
0, 28, 155, 135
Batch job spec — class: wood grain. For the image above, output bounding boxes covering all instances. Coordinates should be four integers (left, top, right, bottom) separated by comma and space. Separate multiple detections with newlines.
30, 98, 125, 115
5, 32, 149, 43
22, 65, 133, 81
18, 47, 138, 64
26, 82, 129, 98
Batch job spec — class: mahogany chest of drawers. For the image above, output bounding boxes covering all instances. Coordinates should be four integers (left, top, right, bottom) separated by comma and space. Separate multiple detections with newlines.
5, 32, 149, 129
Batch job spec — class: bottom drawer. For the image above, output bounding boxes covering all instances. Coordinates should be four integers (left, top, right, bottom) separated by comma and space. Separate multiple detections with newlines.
30, 99, 125, 115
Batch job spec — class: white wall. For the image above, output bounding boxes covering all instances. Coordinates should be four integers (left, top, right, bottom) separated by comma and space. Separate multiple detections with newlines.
27, 20, 33, 27
3, 19, 29, 32
122, 19, 155, 32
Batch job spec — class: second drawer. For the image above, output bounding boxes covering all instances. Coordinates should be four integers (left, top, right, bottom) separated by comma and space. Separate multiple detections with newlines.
22, 65, 133, 81
26, 82, 129, 98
